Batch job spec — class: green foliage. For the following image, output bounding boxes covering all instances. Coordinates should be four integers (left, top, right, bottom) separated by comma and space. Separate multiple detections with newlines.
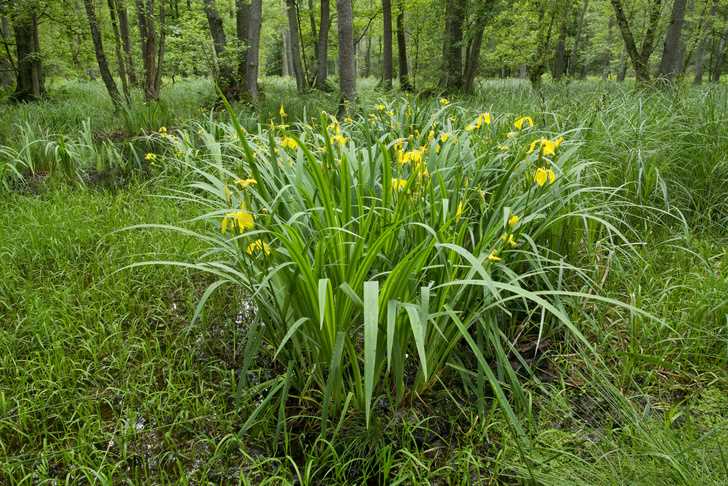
1, 79, 727, 484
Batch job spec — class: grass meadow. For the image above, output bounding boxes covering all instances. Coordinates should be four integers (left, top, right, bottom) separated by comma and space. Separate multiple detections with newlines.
1, 78, 727, 484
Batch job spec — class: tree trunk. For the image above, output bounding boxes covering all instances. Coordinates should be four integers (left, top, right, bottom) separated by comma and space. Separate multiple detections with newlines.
657, 0, 687, 80
117, 0, 137, 86
136, 0, 161, 100
0, 16, 15, 87
236, 0, 250, 86
363, 35, 371, 77
107, 0, 131, 103
710, 26, 728, 82
553, 18, 568, 80
603, 15, 614, 79
395, 1, 411, 91
84, 0, 123, 107
204, 0, 236, 97
568, 0, 589, 77
244, 0, 262, 100
11, 12, 43, 102
463, 4, 491, 93
529, 3, 556, 87
285, 0, 306, 92
610, 0, 663, 84
618, 48, 628, 81
694, 1, 717, 84
315, 0, 330, 90
441, 0, 465, 91
154, 0, 165, 93
382, 0, 393, 89
336, 0, 355, 115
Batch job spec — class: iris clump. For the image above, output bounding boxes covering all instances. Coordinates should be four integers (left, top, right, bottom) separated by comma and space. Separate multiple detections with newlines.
144, 99, 648, 442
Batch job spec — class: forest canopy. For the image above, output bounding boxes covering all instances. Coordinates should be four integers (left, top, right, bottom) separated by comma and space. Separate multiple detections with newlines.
2, 0, 727, 105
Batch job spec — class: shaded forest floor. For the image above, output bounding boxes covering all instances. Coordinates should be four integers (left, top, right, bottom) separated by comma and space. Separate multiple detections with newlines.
1, 78, 727, 484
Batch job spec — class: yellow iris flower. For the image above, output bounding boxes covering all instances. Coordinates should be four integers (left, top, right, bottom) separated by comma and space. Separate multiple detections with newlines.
488, 250, 502, 262
508, 214, 520, 226
534, 167, 557, 187
455, 201, 465, 222
246, 239, 271, 256
514, 116, 534, 130
281, 137, 298, 150
222, 207, 255, 234
391, 178, 408, 191
236, 178, 257, 188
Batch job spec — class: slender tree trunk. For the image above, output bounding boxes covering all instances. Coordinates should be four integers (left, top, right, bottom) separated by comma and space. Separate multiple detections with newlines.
244, 0, 262, 99
84, 0, 123, 107
11, 11, 43, 101
204, 0, 237, 97
710, 26, 728, 82
154, 0, 165, 93
107, 0, 131, 103
695, 1, 717, 84
658, 0, 687, 79
136, 0, 160, 100
285, 0, 306, 92
553, 18, 568, 80
441, 0, 465, 91
315, 0, 330, 90
382, 0, 393, 89
364, 35, 371, 77
236, 0, 250, 86
395, 1, 411, 91
603, 15, 615, 79
568, 0, 589, 76
117, 0, 137, 86
336, 0, 355, 115
0, 16, 15, 87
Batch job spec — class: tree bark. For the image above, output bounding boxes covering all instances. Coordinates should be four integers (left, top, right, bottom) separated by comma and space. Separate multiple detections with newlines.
553, 18, 568, 80
441, 0, 465, 91
610, 0, 663, 84
117, 0, 137, 86
136, 0, 161, 100
11, 11, 43, 102
336, 0, 355, 115
244, 0, 262, 100
602, 14, 615, 79
463, 0, 493, 93
0, 16, 15, 87
315, 0, 330, 90
382, 0, 393, 89
695, 0, 717, 84
568, 0, 589, 77
395, 0, 411, 91
710, 25, 728, 82
657, 0, 687, 80
107, 0, 131, 103
285, 0, 306, 92
364, 34, 371, 78
529, 2, 556, 87
84, 0, 123, 108
236, 0, 250, 86
203, 0, 237, 97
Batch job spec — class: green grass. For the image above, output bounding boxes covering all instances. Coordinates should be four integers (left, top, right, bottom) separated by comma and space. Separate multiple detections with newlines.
1, 78, 727, 484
